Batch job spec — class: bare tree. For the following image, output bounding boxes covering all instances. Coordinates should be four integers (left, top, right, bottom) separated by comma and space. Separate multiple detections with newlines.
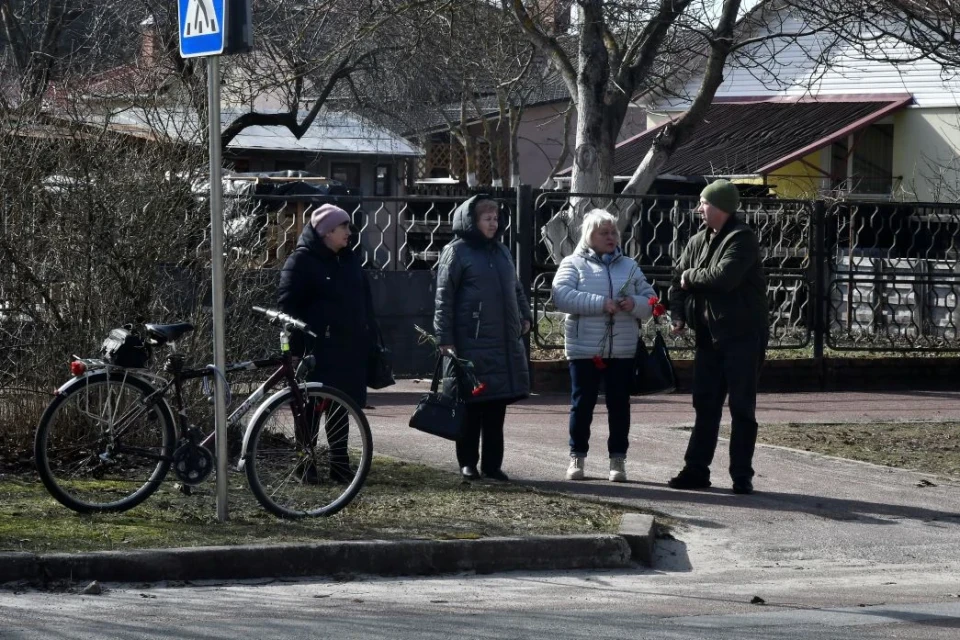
496, 1, 756, 258
498, 1, 916, 258
386, 1, 543, 187
501, 0, 722, 196
0, 1, 442, 147
215, 1, 437, 147
1, 0, 81, 106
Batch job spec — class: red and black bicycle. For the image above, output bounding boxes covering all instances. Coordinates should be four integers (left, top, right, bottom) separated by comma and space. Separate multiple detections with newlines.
34, 307, 372, 518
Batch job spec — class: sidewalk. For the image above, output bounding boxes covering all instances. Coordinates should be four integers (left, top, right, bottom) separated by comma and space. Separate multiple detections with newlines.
376, 380, 960, 427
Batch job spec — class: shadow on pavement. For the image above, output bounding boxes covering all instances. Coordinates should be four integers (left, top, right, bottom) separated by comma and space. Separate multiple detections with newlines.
522, 479, 960, 527
652, 536, 693, 572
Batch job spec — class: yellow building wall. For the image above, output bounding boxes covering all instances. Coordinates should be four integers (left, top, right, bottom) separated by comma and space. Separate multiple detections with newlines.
766, 151, 826, 199
891, 108, 960, 202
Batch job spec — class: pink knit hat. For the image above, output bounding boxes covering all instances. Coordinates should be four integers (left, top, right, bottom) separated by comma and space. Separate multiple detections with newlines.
310, 204, 350, 235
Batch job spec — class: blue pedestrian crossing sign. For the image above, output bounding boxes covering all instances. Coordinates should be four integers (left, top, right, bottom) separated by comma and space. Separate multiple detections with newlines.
179, 0, 226, 58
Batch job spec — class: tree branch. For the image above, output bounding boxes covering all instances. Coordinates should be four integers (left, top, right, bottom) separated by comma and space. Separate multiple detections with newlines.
219, 55, 354, 147
621, 0, 742, 196
620, 0, 696, 95
502, 0, 577, 103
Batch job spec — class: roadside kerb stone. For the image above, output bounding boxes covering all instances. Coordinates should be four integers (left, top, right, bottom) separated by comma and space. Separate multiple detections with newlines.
0, 553, 39, 583
618, 514, 655, 566
0, 534, 638, 584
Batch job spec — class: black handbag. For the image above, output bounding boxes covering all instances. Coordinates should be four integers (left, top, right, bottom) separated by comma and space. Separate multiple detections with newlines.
409, 355, 465, 441
631, 329, 676, 395
366, 322, 395, 389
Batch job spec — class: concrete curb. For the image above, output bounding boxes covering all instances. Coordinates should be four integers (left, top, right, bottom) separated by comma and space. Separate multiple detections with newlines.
618, 513, 656, 566
0, 527, 652, 584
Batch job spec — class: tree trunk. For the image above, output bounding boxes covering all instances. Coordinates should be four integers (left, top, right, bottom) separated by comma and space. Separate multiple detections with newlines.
620, 131, 673, 197
569, 2, 610, 195
464, 134, 479, 188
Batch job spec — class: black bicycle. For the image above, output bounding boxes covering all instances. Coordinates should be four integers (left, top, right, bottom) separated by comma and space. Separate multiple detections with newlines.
34, 307, 373, 518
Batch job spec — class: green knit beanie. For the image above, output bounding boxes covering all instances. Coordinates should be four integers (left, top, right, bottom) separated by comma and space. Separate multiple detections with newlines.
700, 179, 739, 215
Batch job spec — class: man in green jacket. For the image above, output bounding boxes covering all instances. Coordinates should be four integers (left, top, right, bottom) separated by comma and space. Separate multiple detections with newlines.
667, 179, 769, 495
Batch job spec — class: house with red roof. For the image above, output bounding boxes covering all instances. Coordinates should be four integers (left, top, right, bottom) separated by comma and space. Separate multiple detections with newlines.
602, 3, 960, 202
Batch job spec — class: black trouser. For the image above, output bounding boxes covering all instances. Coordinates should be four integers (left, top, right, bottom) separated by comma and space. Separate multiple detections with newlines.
456, 400, 508, 473
684, 330, 768, 481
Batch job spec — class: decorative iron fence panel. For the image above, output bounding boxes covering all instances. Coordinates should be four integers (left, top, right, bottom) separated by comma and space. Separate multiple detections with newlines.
528, 193, 813, 351
234, 193, 518, 272
825, 202, 960, 351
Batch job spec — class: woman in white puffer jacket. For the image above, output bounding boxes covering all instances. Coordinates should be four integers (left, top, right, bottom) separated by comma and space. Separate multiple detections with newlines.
552, 209, 656, 482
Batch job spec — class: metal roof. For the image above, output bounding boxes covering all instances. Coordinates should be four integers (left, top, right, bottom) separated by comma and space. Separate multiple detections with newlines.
599, 96, 913, 179
90, 108, 422, 157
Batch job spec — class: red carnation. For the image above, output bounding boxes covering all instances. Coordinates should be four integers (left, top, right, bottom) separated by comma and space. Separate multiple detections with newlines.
649, 296, 666, 318
471, 382, 487, 396
592, 355, 607, 370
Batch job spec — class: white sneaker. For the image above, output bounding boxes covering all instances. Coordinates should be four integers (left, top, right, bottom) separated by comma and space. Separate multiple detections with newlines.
566, 456, 585, 480
609, 457, 627, 482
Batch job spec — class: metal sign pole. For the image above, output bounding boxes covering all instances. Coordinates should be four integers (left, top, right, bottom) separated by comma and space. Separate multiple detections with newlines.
207, 55, 229, 522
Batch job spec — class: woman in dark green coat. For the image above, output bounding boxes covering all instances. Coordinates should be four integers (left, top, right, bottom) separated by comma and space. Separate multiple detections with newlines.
434, 195, 532, 481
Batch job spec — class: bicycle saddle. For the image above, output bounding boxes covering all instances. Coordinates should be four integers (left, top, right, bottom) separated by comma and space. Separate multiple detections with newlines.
144, 322, 195, 345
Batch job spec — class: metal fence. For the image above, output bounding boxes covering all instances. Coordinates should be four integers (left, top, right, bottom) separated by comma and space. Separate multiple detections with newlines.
233, 192, 519, 271
224, 187, 960, 353
223, 191, 522, 376
825, 201, 960, 350
526, 191, 960, 353
529, 191, 815, 352
5, 183, 960, 374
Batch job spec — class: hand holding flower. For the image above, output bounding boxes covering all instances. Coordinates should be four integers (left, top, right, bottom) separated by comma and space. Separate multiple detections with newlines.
618, 297, 635, 313
648, 296, 667, 318
414, 324, 485, 392
602, 298, 619, 315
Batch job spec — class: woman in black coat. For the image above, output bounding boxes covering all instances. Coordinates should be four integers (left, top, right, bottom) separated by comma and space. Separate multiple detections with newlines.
434, 195, 532, 481
278, 204, 374, 481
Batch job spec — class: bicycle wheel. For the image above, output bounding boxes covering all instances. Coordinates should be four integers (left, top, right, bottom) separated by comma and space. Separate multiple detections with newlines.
245, 384, 372, 518
35, 371, 176, 513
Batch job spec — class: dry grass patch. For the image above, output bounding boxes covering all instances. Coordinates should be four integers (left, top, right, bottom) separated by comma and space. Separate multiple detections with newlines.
0, 457, 638, 554
728, 422, 960, 478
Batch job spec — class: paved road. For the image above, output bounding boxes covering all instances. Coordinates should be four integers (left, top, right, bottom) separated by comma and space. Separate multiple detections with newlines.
3, 385, 960, 638
3, 573, 960, 639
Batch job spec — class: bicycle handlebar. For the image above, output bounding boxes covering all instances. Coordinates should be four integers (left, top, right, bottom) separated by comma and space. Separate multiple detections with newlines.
252, 306, 318, 338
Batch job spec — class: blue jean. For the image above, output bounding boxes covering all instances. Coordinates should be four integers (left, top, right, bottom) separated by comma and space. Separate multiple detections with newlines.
568, 358, 633, 457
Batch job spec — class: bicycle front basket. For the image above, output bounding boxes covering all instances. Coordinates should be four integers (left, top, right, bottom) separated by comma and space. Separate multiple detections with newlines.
100, 326, 151, 368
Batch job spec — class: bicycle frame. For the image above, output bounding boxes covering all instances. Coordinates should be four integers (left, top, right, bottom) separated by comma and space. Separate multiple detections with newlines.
64, 352, 313, 466
196, 357, 309, 453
